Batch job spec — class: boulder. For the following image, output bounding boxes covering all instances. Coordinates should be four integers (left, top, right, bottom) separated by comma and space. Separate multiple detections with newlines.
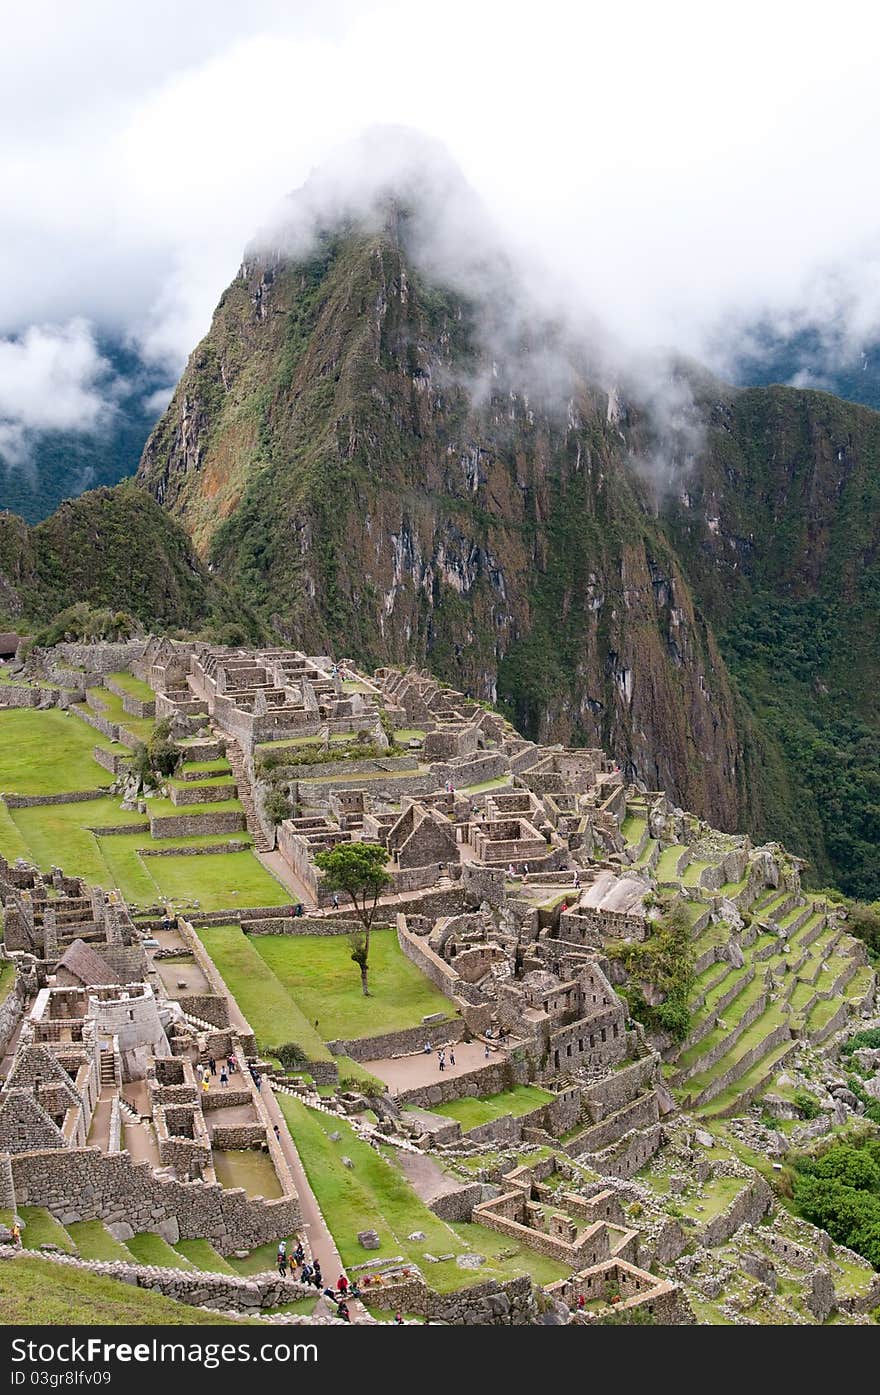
155, 1217, 180, 1245
107, 1222, 135, 1242
357, 1230, 380, 1250
804, 1269, 836, 1323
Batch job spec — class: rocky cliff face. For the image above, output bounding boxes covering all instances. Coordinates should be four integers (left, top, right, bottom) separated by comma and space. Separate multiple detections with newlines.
138, 215, 746, 828
136, 210, 880, 893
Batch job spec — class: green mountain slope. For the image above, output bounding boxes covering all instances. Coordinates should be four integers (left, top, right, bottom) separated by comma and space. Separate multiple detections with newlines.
125, 209, 880, 898
139, 215, 746, 831
662, 388, 880, 896
0, 480, 259, 640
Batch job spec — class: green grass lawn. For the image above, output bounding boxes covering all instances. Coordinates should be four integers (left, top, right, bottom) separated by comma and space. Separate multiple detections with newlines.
426, 1085, 554, 1130
253, 928, 455, 1041
18, 1207, 75, 1253
0, 960, 14, 1005
458, 775, 513, 796
0, 1254, 247, 1325
198, 924, 331, 1059
167, 773, 237, 790
394, 729, 426, 742
278, 1097, 567, 1291
147, 849, 287, 912
181, 759, 233, 775
85, 688, 154, 744
126, 1232, 196, 1269
655, 844, 689, 880
0, 708, 116, 794
173, 1238, 237, 1273
621, 814, 646, 846
227, 1241, 282, 1276
66, 1220, 134, 1262
147, 795, 246, 820
6, 798, 146, 886
0, 799, 31, 861
107, 670, 155, 701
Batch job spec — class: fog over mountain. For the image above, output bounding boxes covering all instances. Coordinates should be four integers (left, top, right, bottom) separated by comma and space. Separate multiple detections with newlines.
2, 0, 880, 517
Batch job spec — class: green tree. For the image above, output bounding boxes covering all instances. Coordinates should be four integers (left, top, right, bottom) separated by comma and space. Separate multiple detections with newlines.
313, 842, 392, 996
263, 787, 291, 826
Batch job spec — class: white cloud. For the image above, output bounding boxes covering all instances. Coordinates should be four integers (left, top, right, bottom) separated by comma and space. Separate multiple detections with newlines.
1, 0, 879, 390
0, 321, 117, 464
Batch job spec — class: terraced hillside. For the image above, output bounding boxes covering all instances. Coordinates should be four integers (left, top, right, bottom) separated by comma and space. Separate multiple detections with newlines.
616, 793, 874, 1121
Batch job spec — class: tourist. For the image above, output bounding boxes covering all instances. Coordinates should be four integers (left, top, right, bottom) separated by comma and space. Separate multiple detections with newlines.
332, 893, 340, 911
449, 1047, 455, 1066
337, 1300, 351, 1323
293, 1240, 305, 1266
484, 1043, 490, 1059
208, 1055, 216, 1076
394, 1312, 404, 1324
220, 1067, 228, 1086
278, 1251, 288, 1278
228, 1056, 237, 1075
508, 863, 515, 877
336, 1273, 349, 1296
422, 1041, 431, 1054
523, 862, 529, 876
273, 1123, 281, 1142
201, 1071, 210, 1092
10, 1220, 21, 1248
294, 902, 304, 917
301, 1262, 313, 1284
573, 870, 580, 889
576, 1294, 585, 1310
438, 1049, 445, 1072
312, 1260, 323, 1289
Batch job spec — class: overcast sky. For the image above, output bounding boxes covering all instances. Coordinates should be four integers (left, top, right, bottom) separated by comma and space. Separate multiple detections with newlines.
2, 0, 880, 444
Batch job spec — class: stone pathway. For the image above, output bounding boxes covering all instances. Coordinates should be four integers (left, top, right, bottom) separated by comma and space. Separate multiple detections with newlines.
256, 848, 316, 909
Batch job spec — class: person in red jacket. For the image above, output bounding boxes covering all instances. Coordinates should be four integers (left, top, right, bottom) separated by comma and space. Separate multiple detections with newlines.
337, 1273, 349, 1296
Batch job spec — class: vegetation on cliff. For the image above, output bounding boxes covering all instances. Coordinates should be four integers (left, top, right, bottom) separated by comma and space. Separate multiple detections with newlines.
0, 480, 263, 642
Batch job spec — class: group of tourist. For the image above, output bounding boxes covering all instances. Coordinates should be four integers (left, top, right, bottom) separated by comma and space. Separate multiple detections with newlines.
200, 1053, 238, 1091
277, 1240, 357, 1321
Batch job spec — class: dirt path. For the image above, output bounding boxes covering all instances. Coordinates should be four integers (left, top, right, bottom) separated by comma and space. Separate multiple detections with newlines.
396, 1150, 461, 1205
259, 1082, 368, 1323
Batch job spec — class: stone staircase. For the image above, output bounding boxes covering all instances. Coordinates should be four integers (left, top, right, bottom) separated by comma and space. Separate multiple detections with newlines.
223, 736, 272, 852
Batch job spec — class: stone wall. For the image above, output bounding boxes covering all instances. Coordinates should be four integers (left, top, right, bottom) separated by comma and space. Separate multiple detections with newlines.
169, 781, 239, 806
394, 1054, 526, 1108
178, 994, 230, 1028
328, 1018, 464, 1064
0, 974, 26, 1059
365, 1273, 537, 1324
149, 809, 246, 838
396, 917, 462, 1004
53, 641, 148, 674
578, 1054, 659, 1122
566, 1090, 659, 1156
10, 1146, 299, 1253
0, 1247, 316, 1313
92, 745, 133, 776
698, 1175, 773, 1247
427, 1182, 491, 1222
292, 771, 436, 810
245, 916, 360, 936
3, 789, 109, 809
